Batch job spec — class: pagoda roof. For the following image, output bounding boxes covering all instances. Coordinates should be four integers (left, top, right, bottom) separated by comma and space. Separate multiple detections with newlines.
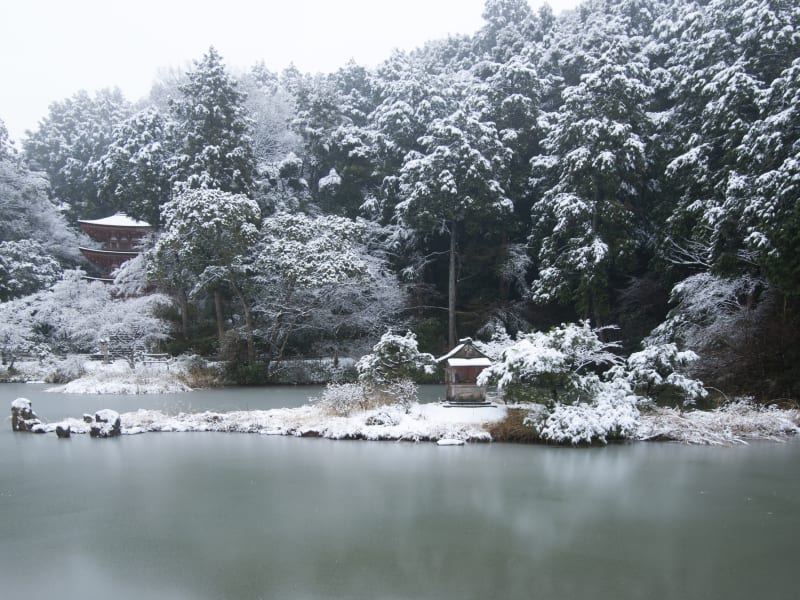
79, 247, 139, 257
78, 213, 152, 228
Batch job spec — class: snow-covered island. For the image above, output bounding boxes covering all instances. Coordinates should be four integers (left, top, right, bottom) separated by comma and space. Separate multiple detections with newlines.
10, 395, 800, 447
12, 399, 503, 444
7, 328, 800, 446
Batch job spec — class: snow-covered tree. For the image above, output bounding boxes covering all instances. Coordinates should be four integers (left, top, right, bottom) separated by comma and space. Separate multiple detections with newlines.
0, 118, 13, 160
397, 98, 513, 346
242, 62, 301, 168
608, 342, 707, 406
731, 56, 800, 295
529, 47, 653, 322
0, 240, 62, 301
296, 249, 408, 358
0, 136, 86, 263
24, 88, 130, 220
94, 107, 174, 226
532, 377, 641, 445
250, 212, 373, 369
0, 269, 170, 357
356, 330, 435, 385
149, 188, 261, 356
477, 321, 623, 404
170, 47, 256, 194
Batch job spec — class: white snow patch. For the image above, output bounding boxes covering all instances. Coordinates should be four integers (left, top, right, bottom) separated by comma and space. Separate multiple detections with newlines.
45, 360, 191, 394
637, 400, 800, 445
437, 438, 466, 446
11, 398, 32, 411
77, 213, 151, 228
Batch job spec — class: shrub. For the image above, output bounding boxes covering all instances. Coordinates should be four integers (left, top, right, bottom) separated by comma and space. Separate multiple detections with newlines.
313, 382, 374, 417
226, 362, 269, 385
44, 356, 86, 384
356, 330, 435, 385
478, 321, 623, 404
528, 378, 640, 445
383, 379, 417, 414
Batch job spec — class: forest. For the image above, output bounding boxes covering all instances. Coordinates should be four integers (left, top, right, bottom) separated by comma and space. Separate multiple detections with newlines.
1, 0, 799, 401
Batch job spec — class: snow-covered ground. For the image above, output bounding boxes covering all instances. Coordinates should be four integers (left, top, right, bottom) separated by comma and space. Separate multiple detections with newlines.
46, 360, 192, 394
637, 400, 800, 445
6, 357, 193, 394
28, 402, 506, 443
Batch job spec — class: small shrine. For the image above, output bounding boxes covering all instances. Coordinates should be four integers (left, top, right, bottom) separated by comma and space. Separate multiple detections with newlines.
78, 213, 152, 279
437, 338, 492, 404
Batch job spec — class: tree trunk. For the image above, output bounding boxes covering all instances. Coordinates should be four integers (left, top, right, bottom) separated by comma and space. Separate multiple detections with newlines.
231, 284, 255, 365
214, 289, 225, 350
448, 224, 457, 349
499, 233, 510, 302
177, 289, 190, 339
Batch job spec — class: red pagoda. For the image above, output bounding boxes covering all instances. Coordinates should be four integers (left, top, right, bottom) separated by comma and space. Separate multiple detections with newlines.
78, 213, 153, 280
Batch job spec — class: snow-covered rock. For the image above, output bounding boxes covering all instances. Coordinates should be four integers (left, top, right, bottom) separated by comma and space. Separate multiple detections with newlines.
10, 397, 45, 433
90, 409, 121, 438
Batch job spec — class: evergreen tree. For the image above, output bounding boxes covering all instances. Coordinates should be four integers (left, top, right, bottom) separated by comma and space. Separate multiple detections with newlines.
149, 188, 261, 357
170, 47, 256, 194
529, 46, 654, 323
94, 107, 174, 226
24, 88, 130, 220
397, 97, 513, 346
731, 57, 800, 295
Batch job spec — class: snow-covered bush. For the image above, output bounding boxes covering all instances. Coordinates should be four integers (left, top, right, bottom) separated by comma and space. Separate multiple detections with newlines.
476, 321, 646, 444
384, 378, 417, 414
44, 355, 87, 384
356, 330, 435, 385
477, 321, 622, 404
609, 343, 707, 406
637, 398, 800, 445
528, 377, 640, 445
364, 406, 402, 427
312, 382, 373, 417
0, 269, 171, 358
0, 239, 62, 301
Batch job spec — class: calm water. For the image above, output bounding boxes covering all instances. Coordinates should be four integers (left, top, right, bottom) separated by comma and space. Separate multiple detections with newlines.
1, 384, 799, 600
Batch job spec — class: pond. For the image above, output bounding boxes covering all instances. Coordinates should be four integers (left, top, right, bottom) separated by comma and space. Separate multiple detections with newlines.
1, 384, 799, 600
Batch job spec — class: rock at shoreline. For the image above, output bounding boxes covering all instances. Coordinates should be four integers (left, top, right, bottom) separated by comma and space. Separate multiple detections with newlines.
90, 409, 121, 438
10, 398, 45, 433
55, 424, 71, 438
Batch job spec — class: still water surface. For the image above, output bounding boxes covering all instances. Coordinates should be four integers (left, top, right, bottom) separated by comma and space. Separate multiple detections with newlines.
1, 384, 799, 600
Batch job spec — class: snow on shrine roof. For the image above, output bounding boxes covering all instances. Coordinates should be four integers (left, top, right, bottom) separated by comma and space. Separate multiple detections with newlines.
437, 337, 489, 363
446, 357, 492, 367
78, 213, 152, 228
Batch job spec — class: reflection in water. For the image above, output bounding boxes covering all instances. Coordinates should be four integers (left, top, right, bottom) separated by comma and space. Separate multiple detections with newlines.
1, 385, 799, 599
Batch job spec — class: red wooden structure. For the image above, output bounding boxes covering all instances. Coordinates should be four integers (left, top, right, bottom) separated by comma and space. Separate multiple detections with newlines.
78, 214, 152, 279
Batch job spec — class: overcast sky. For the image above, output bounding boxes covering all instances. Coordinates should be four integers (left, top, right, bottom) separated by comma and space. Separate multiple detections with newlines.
0, 0, 578, 142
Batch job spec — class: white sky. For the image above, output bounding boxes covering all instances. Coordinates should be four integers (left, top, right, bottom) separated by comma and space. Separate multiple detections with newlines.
0, 0, 578, 142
